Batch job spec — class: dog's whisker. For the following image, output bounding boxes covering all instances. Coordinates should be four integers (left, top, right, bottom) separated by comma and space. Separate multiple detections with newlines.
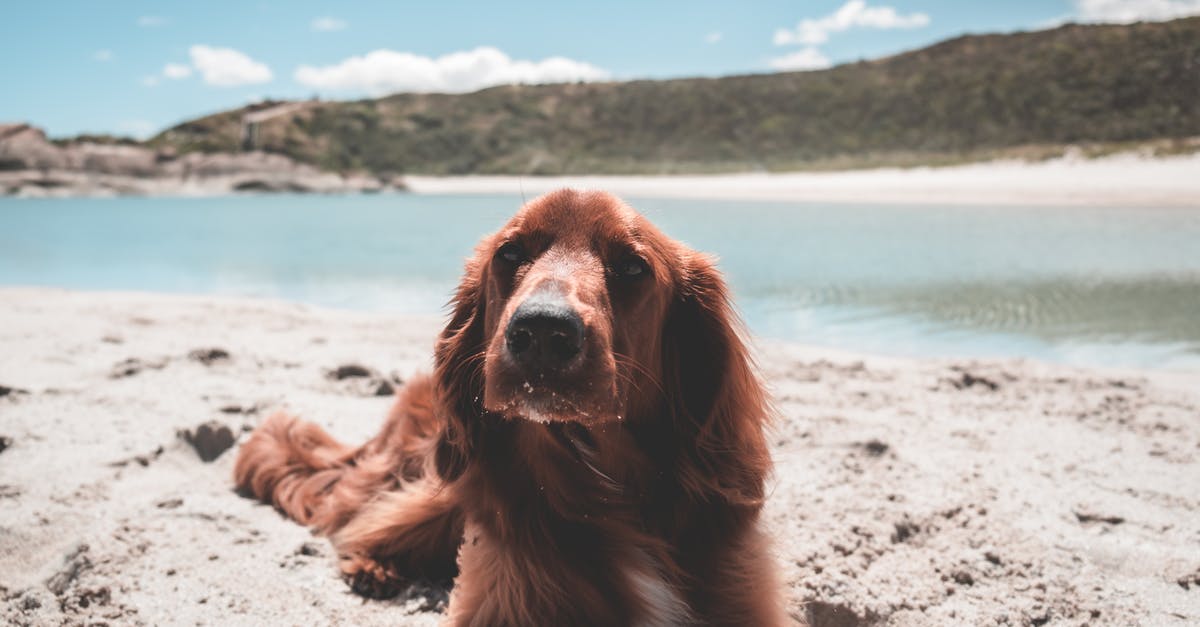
614, 352, 666, 396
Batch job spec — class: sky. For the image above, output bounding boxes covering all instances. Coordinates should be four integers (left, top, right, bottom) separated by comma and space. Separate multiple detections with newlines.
2, 1, 1198, 139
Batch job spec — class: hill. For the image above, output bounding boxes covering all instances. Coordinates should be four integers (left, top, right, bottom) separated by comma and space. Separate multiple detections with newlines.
148, 17, 1200, 176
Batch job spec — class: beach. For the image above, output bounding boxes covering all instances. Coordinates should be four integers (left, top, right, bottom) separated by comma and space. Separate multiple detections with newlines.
4, 134, 1199, 208
1, 288, 1198, 625
405, 152, 1200, 208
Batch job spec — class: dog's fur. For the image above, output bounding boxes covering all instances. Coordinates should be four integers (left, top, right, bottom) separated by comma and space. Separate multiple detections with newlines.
234, 190, 785, 625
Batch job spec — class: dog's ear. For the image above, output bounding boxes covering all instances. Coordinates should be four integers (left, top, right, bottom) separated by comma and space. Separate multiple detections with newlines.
433, 247, 489, 482
662, 252, 771, 506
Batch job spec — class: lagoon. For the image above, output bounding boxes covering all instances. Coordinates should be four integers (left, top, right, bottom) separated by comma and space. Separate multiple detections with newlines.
3, 193, 1198, 370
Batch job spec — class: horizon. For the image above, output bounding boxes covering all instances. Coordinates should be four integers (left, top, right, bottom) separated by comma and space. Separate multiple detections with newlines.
3, 0, 1199, 139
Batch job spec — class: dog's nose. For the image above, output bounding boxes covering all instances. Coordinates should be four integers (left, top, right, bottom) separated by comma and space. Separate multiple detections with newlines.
505, 298, 584, 372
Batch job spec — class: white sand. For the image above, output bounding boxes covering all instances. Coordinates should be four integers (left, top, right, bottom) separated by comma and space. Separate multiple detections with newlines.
1, 288, 1198, 625
404, 152, 1200, 207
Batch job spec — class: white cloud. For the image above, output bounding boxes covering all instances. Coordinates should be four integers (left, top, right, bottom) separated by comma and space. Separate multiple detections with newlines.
1073, 0, 1200, 22
117, 120, 158, 139
189, 45, 273, 87
138, 16, 167, 28
768, 47, 833, 71
140, 75, 160, 87
773, 0, 930, 46
92, 49, 114, 62
705, 31, 723, 44
294, 46, 610, 96
311, 16, 348, 32
163, 63, 193, 79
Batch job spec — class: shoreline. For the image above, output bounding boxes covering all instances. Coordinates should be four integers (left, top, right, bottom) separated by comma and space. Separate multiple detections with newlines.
2, 151, 1198, 207
1, 288, 1198, 625
5, 284, 1197, 375
405, 152, 1200, 207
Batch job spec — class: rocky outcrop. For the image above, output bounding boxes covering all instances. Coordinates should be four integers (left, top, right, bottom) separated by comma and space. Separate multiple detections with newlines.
0, 124, 69, 171
0, 124, 402, 197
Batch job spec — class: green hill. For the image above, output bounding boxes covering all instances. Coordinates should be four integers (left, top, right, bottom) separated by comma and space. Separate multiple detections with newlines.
148, 17, 1200, 175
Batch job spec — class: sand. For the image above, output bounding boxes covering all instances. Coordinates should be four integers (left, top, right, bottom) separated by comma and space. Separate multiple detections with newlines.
404, 152, 1200, 208
1, 288, 1198, 626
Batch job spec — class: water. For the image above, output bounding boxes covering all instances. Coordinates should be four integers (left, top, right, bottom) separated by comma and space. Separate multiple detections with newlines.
3, 194, 1199, 370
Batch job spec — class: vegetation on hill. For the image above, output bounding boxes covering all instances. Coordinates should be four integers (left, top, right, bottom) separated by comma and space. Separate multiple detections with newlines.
148, 18, 1200, 175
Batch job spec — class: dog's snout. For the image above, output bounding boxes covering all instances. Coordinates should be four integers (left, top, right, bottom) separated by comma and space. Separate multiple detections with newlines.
505, 297, 584, 372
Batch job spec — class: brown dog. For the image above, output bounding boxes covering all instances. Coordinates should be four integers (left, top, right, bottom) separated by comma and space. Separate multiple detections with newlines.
235, 189, 785, 625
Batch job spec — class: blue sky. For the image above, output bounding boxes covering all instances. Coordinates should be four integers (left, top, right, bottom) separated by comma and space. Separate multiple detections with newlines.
1, 1, 1196, 138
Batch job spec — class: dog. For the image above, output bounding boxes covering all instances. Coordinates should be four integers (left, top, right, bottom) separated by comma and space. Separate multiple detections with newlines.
234, 189, 785, 625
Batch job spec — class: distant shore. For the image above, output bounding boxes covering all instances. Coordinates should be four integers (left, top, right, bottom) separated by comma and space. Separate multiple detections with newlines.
1, 287, 1198, 624
0, 124, 399, 198
6, 120, 1199, 206
406, 151, 1200, 207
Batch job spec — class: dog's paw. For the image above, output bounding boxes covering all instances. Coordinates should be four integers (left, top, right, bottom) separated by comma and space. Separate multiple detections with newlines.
340, 554, 404, 600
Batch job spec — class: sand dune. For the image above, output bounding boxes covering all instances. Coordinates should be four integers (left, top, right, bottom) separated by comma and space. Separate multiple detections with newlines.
1, 288, 1198, 625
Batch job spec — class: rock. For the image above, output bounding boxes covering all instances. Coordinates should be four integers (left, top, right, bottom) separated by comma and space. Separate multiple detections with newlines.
0, 385, 29, 398
1073, 508, 1125, 525
187, 348, 231, 365
374, 379, 395, 397
326, 365, 403, 397
1, 123, 396, 197
0, 435, 11, 454
180, 421, 236, 462
891, 519, 920, 543
71, 143, 159, 176
861, 439, 889, 456
947, 371, 1000, 391
296, 542, 323, 557
231, 179, 311, 193
219, 404, 259, 415
0, 124, 69, 170
109, 357, 167, 379
328, 364, 375, 380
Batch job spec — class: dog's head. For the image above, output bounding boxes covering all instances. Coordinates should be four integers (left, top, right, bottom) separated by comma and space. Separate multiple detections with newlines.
434, 190, 766, 487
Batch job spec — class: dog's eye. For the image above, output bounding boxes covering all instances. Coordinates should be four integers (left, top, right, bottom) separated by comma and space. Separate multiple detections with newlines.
612, 256, 648, 279
496, 242, 526, 264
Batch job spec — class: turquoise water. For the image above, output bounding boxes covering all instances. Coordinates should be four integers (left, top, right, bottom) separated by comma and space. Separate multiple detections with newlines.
3, 193, 1199, 370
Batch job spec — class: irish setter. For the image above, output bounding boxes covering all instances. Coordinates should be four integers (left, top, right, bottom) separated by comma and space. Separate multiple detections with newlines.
234, 189, 785, 625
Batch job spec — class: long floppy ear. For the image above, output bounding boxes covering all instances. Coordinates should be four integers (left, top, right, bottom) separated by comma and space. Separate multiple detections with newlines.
433, 247, 489, 481
662, 252, 772, 506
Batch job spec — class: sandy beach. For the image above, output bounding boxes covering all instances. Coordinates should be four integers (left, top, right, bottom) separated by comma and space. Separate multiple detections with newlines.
405, 152, 1200, 208
1, 287, 1198, 626
4, 131, 1200, 208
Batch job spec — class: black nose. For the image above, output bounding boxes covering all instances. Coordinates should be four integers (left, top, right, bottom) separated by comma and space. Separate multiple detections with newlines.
505, 298, 585, 372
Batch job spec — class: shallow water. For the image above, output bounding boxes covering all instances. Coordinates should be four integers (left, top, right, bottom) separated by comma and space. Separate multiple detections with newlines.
2, 193, 1198, 370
